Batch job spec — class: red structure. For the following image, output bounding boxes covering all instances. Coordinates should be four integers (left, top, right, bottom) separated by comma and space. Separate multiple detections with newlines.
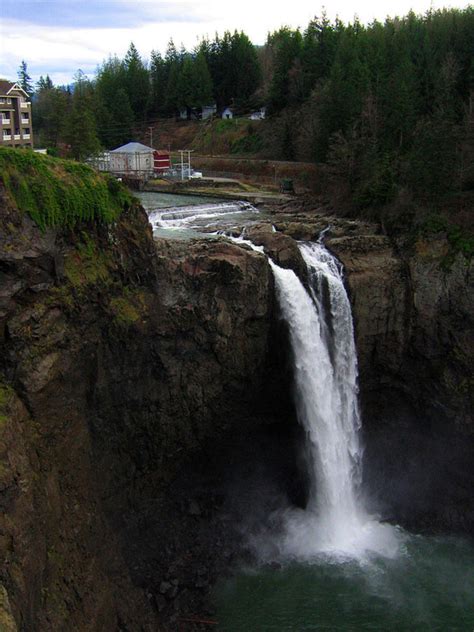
153, 150, 171, 173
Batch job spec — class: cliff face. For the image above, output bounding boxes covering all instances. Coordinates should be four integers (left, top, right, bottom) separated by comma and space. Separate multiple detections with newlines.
0, 164, 472, 631
0, 185, 277, 630
326, 229, 474, 532
327, 232, 473, 428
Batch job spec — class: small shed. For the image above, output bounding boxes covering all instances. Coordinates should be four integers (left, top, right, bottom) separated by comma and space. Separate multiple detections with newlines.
221, 107, 233, 120
153, 150, 171, 174
110, 142, 155, 177
202, 104, 217, 120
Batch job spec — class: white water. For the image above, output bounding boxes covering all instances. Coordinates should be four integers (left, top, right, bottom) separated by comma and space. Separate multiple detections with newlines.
149, 200, 258, 230
269, 241, 401, 560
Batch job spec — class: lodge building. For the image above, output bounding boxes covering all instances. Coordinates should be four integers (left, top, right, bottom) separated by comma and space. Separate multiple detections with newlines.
0, 80, 33, 148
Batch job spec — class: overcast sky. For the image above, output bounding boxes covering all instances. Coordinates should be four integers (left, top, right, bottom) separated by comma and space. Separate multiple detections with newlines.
0, 0, 469, 86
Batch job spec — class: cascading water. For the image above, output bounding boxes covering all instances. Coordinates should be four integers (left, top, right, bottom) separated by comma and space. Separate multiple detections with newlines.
216, 235, 474, 630
148, 200, 258, 230
268, 240, 400, 559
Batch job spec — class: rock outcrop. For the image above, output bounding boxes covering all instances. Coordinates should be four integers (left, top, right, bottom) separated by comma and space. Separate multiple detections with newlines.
0, 185, 279, 630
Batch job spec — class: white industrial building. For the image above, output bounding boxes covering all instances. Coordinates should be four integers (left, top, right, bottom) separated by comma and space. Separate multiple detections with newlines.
109, 142, 155, 177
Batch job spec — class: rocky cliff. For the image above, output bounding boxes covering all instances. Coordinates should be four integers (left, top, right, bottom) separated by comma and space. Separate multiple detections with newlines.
0, 156, 285, 630
0, 153, 472, 630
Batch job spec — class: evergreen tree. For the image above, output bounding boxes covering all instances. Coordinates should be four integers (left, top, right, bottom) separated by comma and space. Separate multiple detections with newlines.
33, 76, 70, 148
176, 55, 195, 110
65, 70, 101, 159
267, 28, 303, 113
36, 75, 53, 91
123, 42, 150, 120
107, 88, 134, 147
229, 32, 261, 105
17, 60, 34, 96
149, 50, 166, 116
191, 50, 214, 106
66, 104, 101, 160
163, 39, 181, 114
176, 51, 214, 111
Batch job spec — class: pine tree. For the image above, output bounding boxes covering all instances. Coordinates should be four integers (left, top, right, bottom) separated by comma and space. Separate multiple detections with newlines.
123, 42, 150, 121
149, 50, 167, 116
36, 75, 53, 92
267, 28, 303, 113
65, 71, 100, 159
17, 60, 34, 96
163, 39, 181, 114
192, 51, 214, 107
229, 32, 261, 106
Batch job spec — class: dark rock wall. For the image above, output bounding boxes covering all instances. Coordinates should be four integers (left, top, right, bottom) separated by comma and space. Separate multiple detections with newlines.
0, 188, 472, 630
327, 230, 474, 533
0, 194, 279, 630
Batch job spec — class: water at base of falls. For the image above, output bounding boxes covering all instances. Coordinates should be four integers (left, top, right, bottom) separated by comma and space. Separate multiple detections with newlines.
215, 534, 474, 631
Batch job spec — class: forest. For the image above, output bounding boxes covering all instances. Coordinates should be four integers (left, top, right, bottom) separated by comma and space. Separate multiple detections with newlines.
17, 7, 474, 233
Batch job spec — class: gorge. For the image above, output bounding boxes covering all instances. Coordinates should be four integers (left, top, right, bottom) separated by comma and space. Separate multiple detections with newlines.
0, 155, 473, 630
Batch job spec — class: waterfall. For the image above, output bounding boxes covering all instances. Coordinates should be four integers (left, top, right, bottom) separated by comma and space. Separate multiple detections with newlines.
269, 241, 400, 560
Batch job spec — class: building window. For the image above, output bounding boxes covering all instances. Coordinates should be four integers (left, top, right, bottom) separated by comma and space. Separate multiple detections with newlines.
3, 129, 11, 137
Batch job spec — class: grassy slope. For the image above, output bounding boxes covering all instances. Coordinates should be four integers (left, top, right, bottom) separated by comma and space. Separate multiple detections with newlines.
0, 147, 132, 230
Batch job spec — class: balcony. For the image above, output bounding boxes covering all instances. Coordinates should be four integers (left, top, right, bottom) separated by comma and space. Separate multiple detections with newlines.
14, 134, 20, 140
20, 102, 30, 109
23, 134, 31, 140
1, 118, 11, 125
21, 118, 29, 124
3, 135, 11, 141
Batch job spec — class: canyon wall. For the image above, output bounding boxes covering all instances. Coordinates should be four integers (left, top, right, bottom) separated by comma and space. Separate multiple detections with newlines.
0, 168, 472, 630
0, 185, 279, 630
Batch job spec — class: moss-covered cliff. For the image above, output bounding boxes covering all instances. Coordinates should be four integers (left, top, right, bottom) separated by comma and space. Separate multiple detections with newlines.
0, 152, 280, 630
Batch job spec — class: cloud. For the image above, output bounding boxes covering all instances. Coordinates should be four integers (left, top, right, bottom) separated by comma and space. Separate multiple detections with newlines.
1, 0, 206, 29
1, 0, 466, 86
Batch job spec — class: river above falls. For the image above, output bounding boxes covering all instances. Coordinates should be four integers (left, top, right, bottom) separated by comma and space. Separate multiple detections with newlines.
137, 191, 268, 239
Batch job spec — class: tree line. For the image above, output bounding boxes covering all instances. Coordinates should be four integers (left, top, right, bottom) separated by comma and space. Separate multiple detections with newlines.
17, 7, 474, 217
23, 33, 260, 157
264, 7, 473, 213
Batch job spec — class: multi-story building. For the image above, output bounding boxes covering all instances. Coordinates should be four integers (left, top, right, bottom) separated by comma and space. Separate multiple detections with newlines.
0, 80, 33, 148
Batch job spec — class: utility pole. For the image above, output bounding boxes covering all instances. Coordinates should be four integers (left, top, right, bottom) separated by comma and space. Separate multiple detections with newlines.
148, 126, 153, 148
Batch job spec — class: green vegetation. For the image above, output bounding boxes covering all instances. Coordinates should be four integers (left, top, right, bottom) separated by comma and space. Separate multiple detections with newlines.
265, 9, 473, 218
63, 232, 111, 287
32, 35, 262, 152
420, 214, 474, 259
0, 147, 132, 230
193, 119, 264, 155
109, 288, 146, 328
